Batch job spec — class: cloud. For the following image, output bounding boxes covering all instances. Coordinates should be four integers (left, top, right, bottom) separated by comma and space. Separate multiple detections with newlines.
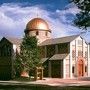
55, 3, 80, 25
0, 3, 51, 38
0, 2, 87, 40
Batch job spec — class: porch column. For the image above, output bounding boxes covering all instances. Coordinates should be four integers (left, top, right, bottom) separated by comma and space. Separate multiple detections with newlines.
87, 45, 90, 76
82, 40, 86, 77
82, 39, 85, 58
75, 40, 78, 77
48, 60, 51, 77
63, 59, 66, 79
70, 43, 72, 78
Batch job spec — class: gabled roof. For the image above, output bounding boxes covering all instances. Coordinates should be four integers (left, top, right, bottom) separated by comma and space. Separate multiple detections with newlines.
40, 58, 48, 63
1, 37, 22, 45
39, 35, 80, 46
49, 54, 68, 60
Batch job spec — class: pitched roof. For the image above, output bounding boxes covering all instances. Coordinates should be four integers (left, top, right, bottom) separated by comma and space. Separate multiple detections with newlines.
5, 37, 22, 45
39, 35, 80, 46
49, 54, 68, 60
40, 58, 48, 63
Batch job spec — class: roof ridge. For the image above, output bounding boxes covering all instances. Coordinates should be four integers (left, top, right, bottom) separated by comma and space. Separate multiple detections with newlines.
54, 34, 80, 40
4, 37, 22, 45
39, 34, 80, 46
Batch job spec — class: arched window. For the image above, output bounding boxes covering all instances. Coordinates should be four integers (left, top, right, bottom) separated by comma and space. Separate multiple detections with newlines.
1, 45, 7, 56
7, 45, 11, 56
36, 31, 39, 35
45, 31, 48, 36
72, 66, 74, 73
85, 66, 87, 72
1, 46, 4, 56
4, 45, 7, 56
0, 45, 12, 57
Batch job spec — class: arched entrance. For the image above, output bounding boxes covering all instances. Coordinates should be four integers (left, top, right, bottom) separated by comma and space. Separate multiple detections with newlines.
77, 59, 85, 77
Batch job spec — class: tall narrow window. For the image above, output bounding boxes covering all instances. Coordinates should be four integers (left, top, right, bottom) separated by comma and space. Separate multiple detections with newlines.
36, 31, 39, 35
7, 46, 11, 56
85, 66, 87, 72
72, 66, 74, 73
45, 31, 48, 36
72, 50, 76, 59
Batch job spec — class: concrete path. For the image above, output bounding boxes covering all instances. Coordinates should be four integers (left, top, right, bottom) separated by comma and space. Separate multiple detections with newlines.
34, 77, 90, 86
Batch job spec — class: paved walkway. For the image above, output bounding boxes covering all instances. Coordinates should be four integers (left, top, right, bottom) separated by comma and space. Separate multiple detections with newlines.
34, 77, 90, 86
0, 77, 90, 87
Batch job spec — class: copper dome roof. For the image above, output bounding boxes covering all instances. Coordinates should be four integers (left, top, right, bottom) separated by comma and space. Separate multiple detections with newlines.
26, 18, 50, 31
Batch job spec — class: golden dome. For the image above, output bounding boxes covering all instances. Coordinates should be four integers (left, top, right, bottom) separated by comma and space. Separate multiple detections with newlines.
26, 18, 50, 31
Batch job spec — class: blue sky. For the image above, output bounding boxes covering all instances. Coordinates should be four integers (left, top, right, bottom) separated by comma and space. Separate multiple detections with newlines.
0, 0, 90, 42
0, 0, 69, 10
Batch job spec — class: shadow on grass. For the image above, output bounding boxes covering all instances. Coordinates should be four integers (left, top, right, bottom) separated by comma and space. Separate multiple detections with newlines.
0, 86, 90, 90
0, 77, 90, 90
13, 76, 36, 82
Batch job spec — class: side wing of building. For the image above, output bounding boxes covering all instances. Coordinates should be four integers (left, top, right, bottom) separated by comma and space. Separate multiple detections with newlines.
0, 37, 21, 80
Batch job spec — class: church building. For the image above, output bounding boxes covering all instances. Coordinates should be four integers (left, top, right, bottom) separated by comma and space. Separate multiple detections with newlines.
0, 17, 90, 80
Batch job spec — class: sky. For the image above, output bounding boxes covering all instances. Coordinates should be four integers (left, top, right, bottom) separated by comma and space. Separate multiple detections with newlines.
0, 0, 90, 42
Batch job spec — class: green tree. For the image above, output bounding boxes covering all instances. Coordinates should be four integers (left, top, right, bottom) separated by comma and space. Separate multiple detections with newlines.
14, 53, 22, 77
15, 36, 41, 77
71, 0, 90, 29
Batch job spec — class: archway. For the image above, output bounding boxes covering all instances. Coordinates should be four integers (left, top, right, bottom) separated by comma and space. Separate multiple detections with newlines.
77, 59, 85, 77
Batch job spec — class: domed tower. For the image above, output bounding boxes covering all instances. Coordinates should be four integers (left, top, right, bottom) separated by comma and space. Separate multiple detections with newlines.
25, 18, 51, 43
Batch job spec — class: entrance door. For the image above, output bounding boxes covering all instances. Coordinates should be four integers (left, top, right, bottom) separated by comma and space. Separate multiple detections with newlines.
78, 59, 84, 77
51, 60, 63, 78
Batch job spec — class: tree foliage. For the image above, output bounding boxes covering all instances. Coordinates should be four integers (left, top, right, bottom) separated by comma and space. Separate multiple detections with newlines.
15, 36, 41, 76
71, 0, 90, 29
